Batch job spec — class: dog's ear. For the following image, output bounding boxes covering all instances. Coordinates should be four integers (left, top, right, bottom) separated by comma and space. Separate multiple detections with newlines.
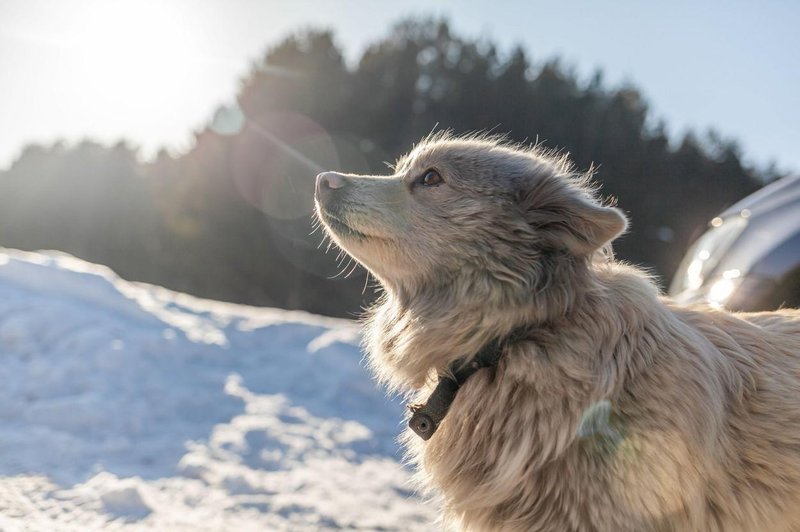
516, 180, 628, 256
560, 198, 627, 255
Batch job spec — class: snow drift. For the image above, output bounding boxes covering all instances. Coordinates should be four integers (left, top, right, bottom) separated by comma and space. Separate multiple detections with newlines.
0, 249, 433, 531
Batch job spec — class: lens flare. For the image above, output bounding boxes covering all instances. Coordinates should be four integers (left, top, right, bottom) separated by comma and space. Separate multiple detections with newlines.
231, 111, 336, 220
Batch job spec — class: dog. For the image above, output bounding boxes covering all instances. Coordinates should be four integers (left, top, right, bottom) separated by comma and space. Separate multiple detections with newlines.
314, 132, 800, 531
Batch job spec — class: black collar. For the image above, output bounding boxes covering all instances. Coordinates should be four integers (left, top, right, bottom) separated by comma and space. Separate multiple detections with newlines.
408, 328, 528, 440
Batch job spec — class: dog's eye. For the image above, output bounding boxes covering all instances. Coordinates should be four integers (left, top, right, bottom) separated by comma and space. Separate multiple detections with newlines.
418, 169, 443, 188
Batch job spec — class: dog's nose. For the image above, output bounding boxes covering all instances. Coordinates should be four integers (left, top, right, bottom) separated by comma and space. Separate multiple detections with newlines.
315, 171, 347, 202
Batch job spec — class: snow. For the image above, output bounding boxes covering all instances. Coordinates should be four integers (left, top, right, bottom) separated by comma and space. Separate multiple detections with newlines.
0, 249, 435, 531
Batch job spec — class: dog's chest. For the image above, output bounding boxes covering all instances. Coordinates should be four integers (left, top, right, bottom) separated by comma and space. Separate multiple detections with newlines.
410, 370, 712, 531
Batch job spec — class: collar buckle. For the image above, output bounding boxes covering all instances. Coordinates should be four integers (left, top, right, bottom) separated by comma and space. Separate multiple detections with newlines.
408, 330, 526, 440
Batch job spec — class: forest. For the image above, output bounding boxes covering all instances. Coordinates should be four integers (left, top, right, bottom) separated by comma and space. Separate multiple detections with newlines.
0, 20, 777, 317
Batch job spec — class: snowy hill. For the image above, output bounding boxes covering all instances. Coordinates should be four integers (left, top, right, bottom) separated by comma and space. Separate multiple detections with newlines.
0, 249, 434, 531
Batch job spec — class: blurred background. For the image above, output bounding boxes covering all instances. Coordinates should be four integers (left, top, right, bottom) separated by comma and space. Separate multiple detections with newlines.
2, 0, 798, 318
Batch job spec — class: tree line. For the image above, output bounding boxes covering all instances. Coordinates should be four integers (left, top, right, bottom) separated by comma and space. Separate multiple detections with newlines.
0, 20, 778, 317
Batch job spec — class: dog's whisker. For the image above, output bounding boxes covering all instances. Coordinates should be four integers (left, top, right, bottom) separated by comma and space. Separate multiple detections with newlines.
329, 256, 355, 279
343, 260, 361, 279
362, 270, 371, 295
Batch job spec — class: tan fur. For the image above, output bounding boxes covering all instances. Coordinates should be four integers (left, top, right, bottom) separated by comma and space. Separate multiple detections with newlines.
315, 133, 800, 531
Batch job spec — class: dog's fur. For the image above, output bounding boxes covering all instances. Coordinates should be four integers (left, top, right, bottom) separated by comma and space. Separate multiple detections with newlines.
314, 133, 800, 531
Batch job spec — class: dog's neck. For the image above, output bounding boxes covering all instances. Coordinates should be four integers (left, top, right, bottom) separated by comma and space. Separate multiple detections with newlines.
363, 257, 596, 392
407, 324, 535, 440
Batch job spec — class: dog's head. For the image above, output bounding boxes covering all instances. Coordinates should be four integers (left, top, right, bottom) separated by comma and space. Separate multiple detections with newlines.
315, 133, 626, 307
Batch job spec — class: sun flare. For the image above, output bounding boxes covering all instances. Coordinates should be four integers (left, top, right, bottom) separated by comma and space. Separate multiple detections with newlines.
3, 0, 220, 159
62, 1, 203, 119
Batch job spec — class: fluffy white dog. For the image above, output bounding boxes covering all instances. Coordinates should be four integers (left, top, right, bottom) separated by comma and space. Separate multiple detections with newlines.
315, 133, 800, 531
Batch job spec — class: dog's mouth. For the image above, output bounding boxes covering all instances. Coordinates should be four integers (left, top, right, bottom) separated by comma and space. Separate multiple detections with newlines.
318, 207, 373, 241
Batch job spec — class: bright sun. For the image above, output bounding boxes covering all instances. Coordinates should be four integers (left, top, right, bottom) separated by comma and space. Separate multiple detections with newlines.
10, 0, 223, 158
66, 2, 197, 84
63, 1, 202, 123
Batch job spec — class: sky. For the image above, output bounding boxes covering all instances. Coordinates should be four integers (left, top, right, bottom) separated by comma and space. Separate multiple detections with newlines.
1, 0, 798, 173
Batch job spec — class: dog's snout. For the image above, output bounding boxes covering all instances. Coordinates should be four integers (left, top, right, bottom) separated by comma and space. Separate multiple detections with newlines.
316, 171, 348, 203
317, 171, 346, 190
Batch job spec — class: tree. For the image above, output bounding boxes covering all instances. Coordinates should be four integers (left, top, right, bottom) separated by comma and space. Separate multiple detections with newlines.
0, 19, 773, 317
